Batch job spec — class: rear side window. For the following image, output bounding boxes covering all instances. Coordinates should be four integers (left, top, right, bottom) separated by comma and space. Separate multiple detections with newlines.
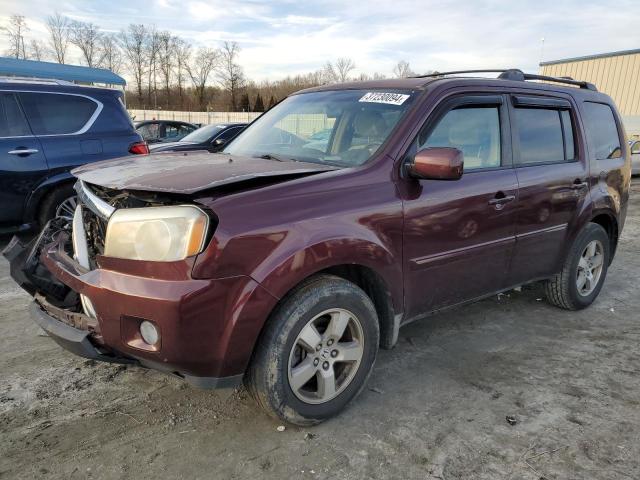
582, 102, 622, 160
216, 126, 243, 141
514, 108, 574, 165
0, 93, 31, 137
18, 92, 98, 135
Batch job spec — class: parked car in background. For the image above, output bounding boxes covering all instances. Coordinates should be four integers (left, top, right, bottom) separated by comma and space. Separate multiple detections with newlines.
0, 78, 146, 234
631, 139, 640, 175
149, 123, 247, 153
135, 120, 198, 144
5, 69, 631, 426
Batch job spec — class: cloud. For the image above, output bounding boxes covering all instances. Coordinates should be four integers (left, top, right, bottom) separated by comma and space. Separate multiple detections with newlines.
0, 0, 639, 81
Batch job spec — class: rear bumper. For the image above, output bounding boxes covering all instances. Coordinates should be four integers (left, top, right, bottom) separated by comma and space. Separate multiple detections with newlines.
4, 227, 276, 389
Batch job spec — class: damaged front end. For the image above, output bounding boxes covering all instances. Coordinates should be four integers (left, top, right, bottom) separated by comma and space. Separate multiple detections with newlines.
2, 180, 177, 364
3, 218, 132, 363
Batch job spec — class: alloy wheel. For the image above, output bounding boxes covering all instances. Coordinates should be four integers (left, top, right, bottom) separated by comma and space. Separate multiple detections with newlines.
55, 196, 79, 221
576, 239, 604, 296
287, 308, 365, 404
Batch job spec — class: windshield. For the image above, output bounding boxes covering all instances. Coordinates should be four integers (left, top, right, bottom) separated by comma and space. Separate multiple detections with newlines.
181, 125, 224, 143
223, 89, 416, 166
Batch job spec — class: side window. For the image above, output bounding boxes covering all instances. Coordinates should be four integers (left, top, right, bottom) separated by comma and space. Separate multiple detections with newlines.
0, 93, 31, 137
582, 102, 622, 160
514, 108, 572, 165
216, 126, 242, 142
18, 92, 98, 135
420, 107, 501, 171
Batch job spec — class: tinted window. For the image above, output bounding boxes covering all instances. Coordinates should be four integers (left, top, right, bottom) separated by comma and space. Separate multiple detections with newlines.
421, 107, 501, 170
515, 108, 565, 165
0, 94, 31, 137
165, 123, 194, 139
19, 92, 98, 135
216, 126, 243, 141
582, 102, 621, 160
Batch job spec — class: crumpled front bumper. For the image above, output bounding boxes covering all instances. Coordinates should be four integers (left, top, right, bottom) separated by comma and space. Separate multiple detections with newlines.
3, 226, 274, 389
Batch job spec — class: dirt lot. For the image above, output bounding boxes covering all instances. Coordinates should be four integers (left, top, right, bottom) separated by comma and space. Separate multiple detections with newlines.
1, 180, 639, 480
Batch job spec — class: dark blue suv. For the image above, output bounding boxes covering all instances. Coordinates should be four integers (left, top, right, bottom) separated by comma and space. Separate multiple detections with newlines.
0, 78, 146, 233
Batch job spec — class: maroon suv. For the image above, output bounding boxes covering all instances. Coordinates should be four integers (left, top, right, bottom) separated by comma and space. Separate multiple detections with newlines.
4, 69, 631, 425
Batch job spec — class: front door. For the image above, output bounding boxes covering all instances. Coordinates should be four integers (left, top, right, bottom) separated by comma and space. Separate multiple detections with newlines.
402, 94, 518, 319
507, 94, 590, 284
0, 92, 48, 225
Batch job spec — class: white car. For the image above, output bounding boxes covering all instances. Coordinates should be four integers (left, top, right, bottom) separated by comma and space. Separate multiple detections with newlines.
631, 140, 640, 175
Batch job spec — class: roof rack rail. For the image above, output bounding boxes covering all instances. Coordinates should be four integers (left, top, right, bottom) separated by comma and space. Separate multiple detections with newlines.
0, 75, 76, 86
411, 69, 598, 91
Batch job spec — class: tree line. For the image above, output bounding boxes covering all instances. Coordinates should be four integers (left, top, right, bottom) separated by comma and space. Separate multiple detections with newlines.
1, 13, 423, 112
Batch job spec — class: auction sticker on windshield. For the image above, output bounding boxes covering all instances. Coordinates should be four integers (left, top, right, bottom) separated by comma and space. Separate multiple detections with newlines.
359, 92, 410, 105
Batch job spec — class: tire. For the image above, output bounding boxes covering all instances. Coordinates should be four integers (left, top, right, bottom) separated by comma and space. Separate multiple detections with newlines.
38, 184, 78, 228
545, 223, 610, 310
246, 274, 380, 426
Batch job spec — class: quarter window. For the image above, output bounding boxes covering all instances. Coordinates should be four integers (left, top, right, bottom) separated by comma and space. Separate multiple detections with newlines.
514, 108, 573, 165
18, 92, 98, 135
420, 107, 501, 170
582, 102, 621, 160
0, 93, 31, 137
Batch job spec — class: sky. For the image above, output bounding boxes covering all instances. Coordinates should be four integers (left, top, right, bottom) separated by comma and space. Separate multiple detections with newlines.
0, 0, 639, 82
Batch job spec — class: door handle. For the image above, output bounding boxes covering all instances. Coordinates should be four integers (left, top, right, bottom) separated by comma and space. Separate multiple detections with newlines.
8, 148, 39, 155
488, 194, 516, 206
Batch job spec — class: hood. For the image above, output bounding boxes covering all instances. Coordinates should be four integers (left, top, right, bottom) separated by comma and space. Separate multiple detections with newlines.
72, 151, 338, 195
149, 141, 198, 152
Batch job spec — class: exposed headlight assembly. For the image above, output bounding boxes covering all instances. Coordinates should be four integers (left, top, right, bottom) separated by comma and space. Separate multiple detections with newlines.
104, 206, 209, 261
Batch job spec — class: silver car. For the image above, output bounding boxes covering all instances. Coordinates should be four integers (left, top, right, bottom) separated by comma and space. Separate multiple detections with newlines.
631, 140, 640, 175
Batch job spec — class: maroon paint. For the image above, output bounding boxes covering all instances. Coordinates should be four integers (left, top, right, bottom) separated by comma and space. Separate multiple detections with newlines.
35, 77, 630, 380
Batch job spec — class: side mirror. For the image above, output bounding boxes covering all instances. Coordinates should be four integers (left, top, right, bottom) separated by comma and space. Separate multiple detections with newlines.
407, 147, 464, 180
213, 138, 226, 146
631, 141, 640, 154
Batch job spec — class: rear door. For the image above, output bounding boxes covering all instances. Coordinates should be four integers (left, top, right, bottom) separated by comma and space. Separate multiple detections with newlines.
0, 92, 48, 224
17, 91, 104, 176
402, 93, 519, 318
507, 93, 590, 284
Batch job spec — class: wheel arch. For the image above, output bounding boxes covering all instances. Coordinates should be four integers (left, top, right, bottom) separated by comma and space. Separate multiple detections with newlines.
590, 210, 619, 262
23, 172, 76, 224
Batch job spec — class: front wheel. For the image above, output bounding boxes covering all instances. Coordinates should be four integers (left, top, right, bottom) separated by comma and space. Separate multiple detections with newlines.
545, 223, 610, 310
246, 275, 379, 425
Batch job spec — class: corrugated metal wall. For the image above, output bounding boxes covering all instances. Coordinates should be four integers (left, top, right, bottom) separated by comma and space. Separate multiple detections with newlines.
541, 52, 640, 137
540, 52, 640, 116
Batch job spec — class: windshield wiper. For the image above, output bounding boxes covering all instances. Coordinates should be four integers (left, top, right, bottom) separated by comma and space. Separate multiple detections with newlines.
255, 153, 292, 162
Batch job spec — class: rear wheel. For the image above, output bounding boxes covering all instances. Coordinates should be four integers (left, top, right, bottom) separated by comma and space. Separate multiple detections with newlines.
545, 223, 610, 310
246, 274, 379, 425
38, 184, 77, 227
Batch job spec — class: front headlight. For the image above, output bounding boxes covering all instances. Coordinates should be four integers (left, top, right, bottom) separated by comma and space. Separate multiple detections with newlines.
104, 206, 209, 261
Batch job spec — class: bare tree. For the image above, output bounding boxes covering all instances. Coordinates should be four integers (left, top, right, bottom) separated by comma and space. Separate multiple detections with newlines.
393, 60, 414, 78
145, 27, 161, 108
157, 32, 176, 107
46, 12, 70, 63
69, 20, 102, 67
174, 37, 191, 108
99, 34, 122, 73
217, 41, 245, 111
186, 47, 221, 111
323, 57, 356, 83
120, 24, 148, 100
28, 40, 47, 61
335, 58, 356, 82
2, 15, 28, 59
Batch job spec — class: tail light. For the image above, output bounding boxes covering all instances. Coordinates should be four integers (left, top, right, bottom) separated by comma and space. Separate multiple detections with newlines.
129, 141, 149, 155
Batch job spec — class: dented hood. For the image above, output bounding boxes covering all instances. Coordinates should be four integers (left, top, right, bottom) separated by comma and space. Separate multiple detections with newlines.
72, 152, 337, 194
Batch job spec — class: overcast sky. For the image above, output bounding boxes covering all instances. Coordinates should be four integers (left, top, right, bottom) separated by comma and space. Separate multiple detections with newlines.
1, 0, 639, 81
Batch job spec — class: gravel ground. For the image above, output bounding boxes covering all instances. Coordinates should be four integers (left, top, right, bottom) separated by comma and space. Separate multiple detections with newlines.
1, 179, 639, 480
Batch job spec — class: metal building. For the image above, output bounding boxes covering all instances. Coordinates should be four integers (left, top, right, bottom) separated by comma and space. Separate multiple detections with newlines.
540, 49, 640, 138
